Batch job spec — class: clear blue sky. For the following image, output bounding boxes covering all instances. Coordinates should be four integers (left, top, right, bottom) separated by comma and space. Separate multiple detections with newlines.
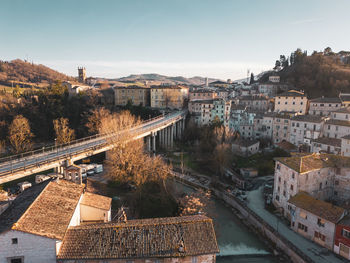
1, 0, 349, 80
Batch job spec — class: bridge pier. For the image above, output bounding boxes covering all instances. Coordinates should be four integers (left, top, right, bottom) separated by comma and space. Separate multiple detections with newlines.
146, 136, 151, 152
170, 124, 174, 148
152, 132, 156, 153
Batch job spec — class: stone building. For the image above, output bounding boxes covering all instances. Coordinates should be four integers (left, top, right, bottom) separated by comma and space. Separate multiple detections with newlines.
272, 113, 293, 144
273, 153, 350, 216
211, 99, 231, 127
114, 86, 150, 106
236, 95, 270, 112
188, 99, 214, 126
274, 90, 308, 114
334, 215, 350, 260
151, 86, 189, 109
289, 115, 325, 148
309, 97, 342, 116
311, 137, 341, 155
189, 88, 216, 101
57, 215, 219, 263
341, 135, 350, 157
232, 139, 260, 156
288, 192, 346, 250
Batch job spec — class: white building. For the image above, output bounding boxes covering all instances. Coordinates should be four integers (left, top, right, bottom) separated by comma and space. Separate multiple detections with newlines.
341, 135, 350, 157
274, 90, 308, 114
232, 139, 260, 156
289, 115, 325, 148
0, 179, 111, 263
309, 97, 342, 116
288, 192, 345, 250
311, 137, 341, 155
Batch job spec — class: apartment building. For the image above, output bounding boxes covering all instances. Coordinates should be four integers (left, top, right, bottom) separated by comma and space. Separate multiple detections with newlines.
150, 86, 189, 109
211, 99, 231, 127
323, 108, 350, 139
189, 88, 216, 101
288, 192, 345, 250
189, 99, 214, 126
274, 90, 308, 114
309, 97, 342, 116
272, 113, 292, 144
311, 137, 341, 155
341, 135, 350, 157
289, 115, 325, 147
114, 86, 150, 106
258, 75, 289, 97
273, 153, 350, 216
236, 95, 270, 112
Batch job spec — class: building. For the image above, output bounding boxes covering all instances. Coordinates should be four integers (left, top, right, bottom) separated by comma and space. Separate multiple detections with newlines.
288, 192, 346, 250
272, 113, 293, 144
323, 108, 350, 139
189, 88, 216, 101
0, 179, 112, 263
189, 99, 214, 126
257, 76, 290, 97
289, 115, 325, 148
57, 215, 219, 263
211, 99, 231, 127
311, 137, 341, 155
334, 215, 350, 260
236, 95, 270, 112
114, 86, 150, 106
274, 90, 308, 114
341, 135, 350, 157
151, 86, 189, 109
309, 97, 342, 116
62, 81, 92, 97
78, 67, 86, 83
273, 153, 350, 216
339, 93, 350, 107
232, 139, 260, 156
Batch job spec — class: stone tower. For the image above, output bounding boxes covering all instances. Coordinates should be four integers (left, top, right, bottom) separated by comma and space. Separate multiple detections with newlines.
78, 67, 86, 83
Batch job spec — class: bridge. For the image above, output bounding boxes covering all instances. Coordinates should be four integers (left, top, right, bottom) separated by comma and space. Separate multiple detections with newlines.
0, 110, 187, 184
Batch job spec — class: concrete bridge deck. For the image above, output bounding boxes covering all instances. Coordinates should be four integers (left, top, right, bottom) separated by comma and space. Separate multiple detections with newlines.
0, 110, 187, 184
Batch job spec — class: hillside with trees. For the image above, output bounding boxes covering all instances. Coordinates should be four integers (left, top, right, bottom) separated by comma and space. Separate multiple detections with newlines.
0, 59, 73, 86
260, 47, 350, 98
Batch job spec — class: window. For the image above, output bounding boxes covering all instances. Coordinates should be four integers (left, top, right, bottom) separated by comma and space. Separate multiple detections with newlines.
319, 182, 322, 190
298, 222, 308, 232
314, 231, 326, 241
276, 195, 280, 201
10, 258, 23, 263
277, 164, 281, 170
11, 238, 18, 244
290, 185, 294, 191
300, 211, 308, 219
317, 218, 325, 227
342, 229, 350, 239
292, 173, 295, 179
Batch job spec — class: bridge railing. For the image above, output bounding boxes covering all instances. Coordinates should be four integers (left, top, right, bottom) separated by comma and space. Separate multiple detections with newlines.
0, 110, 187, 173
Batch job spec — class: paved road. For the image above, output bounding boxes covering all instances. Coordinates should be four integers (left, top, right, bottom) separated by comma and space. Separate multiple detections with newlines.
0, 110, 186, 178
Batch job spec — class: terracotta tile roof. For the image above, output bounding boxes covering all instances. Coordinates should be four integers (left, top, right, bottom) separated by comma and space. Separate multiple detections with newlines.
291, 115, 325, 123
0, 181, 49, 234
57, 215, 219, 260
81, 192, 112, 211
288, 192, 345, 223
312, 137, 341, 147
326, 119, 350, 127
277, 90, 306, 97
310, 97, 341, 103
275, 153, 350, 173
0, 179, 84, 240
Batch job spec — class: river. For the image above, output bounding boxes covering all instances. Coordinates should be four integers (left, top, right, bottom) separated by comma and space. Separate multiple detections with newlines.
174, 181, 279, 263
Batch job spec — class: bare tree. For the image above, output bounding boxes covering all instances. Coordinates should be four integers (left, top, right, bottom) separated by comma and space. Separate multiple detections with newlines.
86, 107, 111, 134
53, 117, 75, 144
8, 115, 33, 153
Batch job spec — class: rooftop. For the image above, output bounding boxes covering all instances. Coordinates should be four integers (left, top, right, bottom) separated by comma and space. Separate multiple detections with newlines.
331, 107, 350, 114
312, 137, 341, 147
81, 192, 112, 211
310, 97, 341, 103
326, 119, 350, 127
291, 115, 325, 123
0, 179, 84, 240
57, 215, 219, 260
275, 153, 350, 173
288, 192, 345, 224
233, 139, 259, 147
277, 90, 306, 97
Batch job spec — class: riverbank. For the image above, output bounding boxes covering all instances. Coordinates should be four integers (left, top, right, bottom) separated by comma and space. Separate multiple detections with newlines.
171, 172, 308, 263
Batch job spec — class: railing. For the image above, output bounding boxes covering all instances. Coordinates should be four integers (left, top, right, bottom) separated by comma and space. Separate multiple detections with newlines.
0, 110, 187, 178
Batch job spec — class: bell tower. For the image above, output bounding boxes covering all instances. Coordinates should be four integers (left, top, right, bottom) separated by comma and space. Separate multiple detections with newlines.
78, 67, 86, 83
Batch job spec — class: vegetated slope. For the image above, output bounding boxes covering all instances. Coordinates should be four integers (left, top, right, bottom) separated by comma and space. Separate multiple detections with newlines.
0, 59, 73, 84
260, 49, 350, 98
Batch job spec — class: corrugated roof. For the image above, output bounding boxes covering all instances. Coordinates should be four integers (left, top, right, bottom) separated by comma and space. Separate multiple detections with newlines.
57, 215, 219, 260
288, 192, 344, 223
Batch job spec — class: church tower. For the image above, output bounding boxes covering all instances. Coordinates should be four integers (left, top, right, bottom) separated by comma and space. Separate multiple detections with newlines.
78, 67, 86, 83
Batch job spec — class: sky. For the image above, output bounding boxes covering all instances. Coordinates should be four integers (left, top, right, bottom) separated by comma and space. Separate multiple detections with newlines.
1, 0, 349, 80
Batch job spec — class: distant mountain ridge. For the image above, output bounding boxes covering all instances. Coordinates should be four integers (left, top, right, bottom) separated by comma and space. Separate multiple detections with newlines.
115, 73, 219, 85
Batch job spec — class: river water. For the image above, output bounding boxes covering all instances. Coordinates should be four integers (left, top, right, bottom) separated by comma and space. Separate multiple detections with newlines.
174, 181, 278, 263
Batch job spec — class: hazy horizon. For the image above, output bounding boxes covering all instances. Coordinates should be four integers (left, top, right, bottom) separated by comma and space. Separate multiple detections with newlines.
1, 0, 349, 80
